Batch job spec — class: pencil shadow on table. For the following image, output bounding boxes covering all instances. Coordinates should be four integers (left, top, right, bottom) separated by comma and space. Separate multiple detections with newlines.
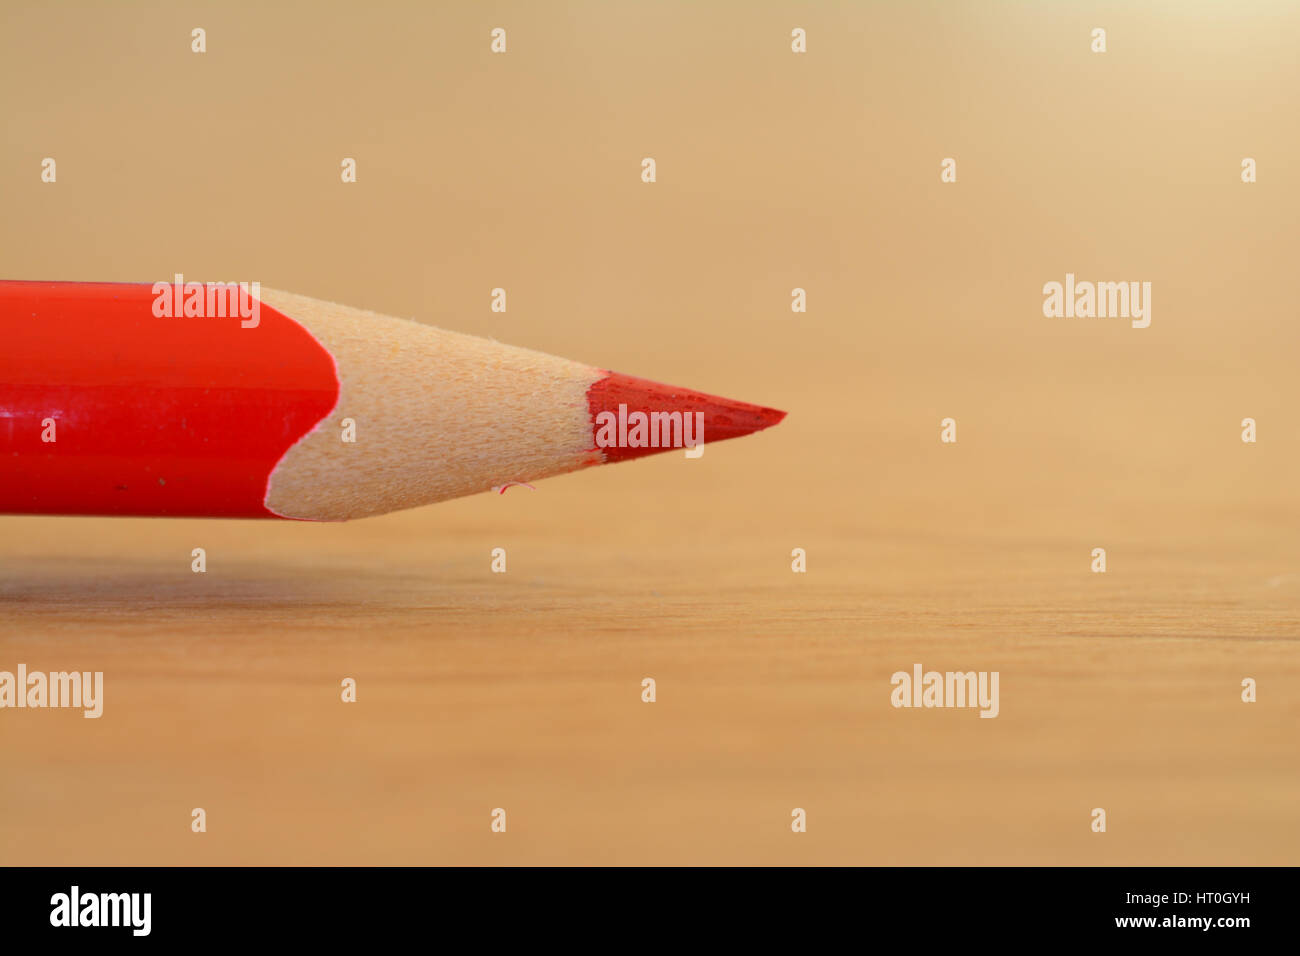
0, 556, 463, 619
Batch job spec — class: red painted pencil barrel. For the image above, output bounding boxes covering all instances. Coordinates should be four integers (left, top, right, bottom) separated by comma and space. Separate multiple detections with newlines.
0, 281, 337, 517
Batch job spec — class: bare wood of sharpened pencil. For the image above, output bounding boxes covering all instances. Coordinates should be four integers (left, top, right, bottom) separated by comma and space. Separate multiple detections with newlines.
261, 289, 604, 521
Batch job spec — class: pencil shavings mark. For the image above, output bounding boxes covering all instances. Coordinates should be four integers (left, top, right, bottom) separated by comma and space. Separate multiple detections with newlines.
491, 481, 536, 495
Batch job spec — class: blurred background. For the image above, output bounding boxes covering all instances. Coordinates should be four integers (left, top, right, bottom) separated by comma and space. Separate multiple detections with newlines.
1, 0, 1297, 864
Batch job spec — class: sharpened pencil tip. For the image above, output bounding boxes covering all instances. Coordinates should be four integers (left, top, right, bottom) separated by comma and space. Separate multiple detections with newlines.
587, 370, 786, 463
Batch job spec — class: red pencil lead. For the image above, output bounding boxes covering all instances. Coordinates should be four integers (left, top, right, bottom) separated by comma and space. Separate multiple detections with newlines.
586, 371, 786, 463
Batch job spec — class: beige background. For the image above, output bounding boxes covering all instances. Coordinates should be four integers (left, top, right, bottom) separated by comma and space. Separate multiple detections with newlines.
1, 1, 1297, 864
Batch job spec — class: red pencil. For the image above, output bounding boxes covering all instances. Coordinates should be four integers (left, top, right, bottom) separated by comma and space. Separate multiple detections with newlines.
0, 281, 785, 520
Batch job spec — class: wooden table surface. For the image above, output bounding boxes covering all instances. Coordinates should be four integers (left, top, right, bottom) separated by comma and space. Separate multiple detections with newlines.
2, 1, 1297, 865
4, 350, 1297, 865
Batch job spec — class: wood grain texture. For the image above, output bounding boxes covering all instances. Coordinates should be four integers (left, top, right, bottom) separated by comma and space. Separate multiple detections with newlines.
2, 364, 1297, 865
